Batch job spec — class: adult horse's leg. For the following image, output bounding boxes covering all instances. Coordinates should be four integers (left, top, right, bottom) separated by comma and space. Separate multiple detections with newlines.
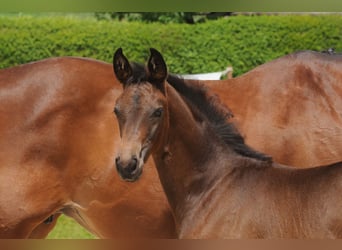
28, 213, 61, 239
0, 163, 68, 238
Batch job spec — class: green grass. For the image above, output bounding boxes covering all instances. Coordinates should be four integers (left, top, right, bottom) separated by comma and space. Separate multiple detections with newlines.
47, 215, 96, 239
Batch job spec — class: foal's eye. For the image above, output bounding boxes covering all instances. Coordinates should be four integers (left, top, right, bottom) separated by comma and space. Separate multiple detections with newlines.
152, 107, 163, 118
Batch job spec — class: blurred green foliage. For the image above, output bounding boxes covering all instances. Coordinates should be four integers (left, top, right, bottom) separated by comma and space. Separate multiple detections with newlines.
94, 12, 230, 23
0, 14, 341, 76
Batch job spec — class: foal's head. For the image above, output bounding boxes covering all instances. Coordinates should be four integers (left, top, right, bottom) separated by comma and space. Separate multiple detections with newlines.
113, 48, 168, 181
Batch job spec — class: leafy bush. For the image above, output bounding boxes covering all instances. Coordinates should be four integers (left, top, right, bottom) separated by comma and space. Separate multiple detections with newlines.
95, 12, 207, 24
0, 14, 341, 76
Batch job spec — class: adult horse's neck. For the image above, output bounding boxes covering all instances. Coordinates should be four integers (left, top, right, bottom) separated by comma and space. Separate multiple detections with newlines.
151, 84, 234, 226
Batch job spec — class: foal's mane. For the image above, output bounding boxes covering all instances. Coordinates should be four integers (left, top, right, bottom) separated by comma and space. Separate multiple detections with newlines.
129, 62, 271, 162
167, 74, 272, 163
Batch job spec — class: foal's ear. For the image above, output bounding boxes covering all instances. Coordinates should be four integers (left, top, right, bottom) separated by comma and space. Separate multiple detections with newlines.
113, 48, 133, 85
147, 48, 168, 93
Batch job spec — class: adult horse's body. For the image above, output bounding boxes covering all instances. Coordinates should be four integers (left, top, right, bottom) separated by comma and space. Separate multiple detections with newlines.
0, 57, 174, 238
0, 49, 341, 238
201, 51, 342, 167
114, 48, 342, 238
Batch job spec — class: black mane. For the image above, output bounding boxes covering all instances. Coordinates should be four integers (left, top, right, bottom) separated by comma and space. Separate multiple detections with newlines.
167, 74, 272, 163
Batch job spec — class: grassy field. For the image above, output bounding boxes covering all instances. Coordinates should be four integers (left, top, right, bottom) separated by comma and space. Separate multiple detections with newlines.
47, 215, 96, 239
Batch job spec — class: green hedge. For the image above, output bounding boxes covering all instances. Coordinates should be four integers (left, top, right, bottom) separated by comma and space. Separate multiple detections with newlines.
0, 14, 341, 76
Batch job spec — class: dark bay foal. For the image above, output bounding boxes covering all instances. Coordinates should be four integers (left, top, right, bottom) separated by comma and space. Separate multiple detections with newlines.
113, 48, 342, 238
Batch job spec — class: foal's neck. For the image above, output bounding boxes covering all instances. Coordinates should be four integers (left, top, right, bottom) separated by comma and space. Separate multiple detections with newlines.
152, 85, 234, 224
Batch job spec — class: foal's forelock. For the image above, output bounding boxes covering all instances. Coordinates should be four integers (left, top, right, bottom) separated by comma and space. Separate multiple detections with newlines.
124, 63, 148, 85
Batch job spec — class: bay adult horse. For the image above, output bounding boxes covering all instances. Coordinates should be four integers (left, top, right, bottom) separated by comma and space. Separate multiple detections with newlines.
0, 57, 174, 238
196, 50, 342, 167
114, 48, 342, 238
0, 49, 341, 238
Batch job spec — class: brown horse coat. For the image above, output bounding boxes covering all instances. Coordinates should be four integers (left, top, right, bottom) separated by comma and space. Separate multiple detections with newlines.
0, 50, 341, 238
0, 57, 174, 238
194, 51, 342, 167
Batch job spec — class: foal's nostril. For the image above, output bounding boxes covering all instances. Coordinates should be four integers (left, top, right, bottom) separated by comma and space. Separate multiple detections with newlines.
115, 155, 138, 175
127, 156, 138, 173
115, 156, 121, 165
115, 155, 142, 181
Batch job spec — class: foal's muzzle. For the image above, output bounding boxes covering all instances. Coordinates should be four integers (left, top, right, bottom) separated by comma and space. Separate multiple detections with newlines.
115, 155, 142, 182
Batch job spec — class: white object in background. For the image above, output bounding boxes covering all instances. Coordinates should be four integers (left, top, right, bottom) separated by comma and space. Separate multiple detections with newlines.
179, 66, 233, 80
